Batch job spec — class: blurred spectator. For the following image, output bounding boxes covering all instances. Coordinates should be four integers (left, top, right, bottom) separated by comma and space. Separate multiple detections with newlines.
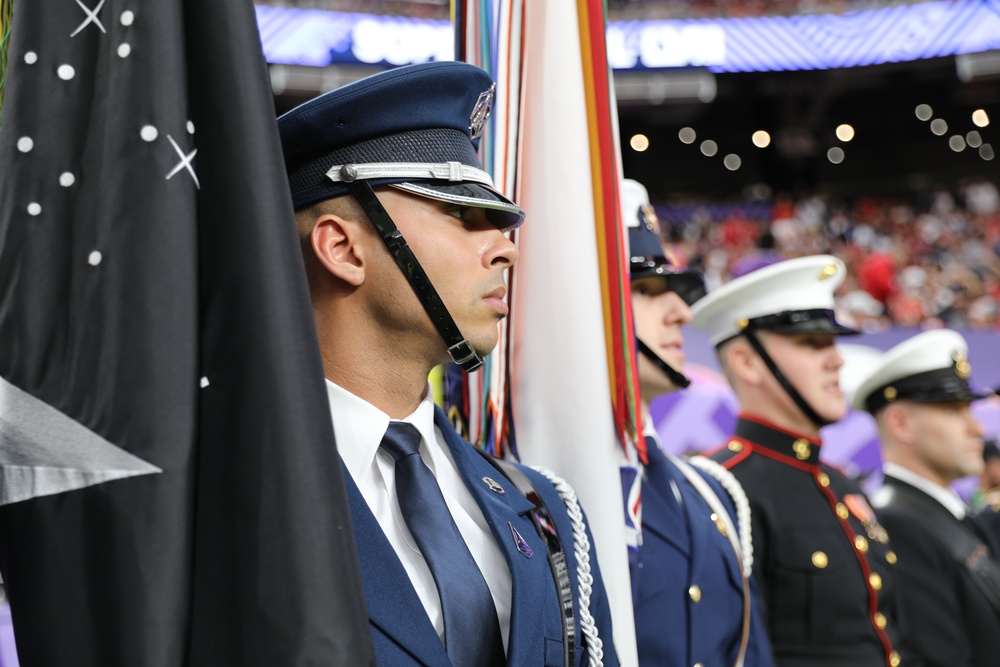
730, 231, 782, 278
969, 295, 999, 330
655, 178, 1000, 330
838, 290, 890, 332
858, 249, 898, 307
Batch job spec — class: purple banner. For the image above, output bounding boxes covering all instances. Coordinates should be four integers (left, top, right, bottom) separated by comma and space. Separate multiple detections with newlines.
0, 604, 16, 667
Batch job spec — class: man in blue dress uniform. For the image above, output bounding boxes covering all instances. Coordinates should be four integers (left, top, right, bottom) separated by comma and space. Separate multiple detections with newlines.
622, 179, 774, 667
278, 61, 618, 667
854, 329, 1000, 667
689, 256, 903, 667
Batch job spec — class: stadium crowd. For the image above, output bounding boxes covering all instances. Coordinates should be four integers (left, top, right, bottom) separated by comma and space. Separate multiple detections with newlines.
657, 177, 1000, 331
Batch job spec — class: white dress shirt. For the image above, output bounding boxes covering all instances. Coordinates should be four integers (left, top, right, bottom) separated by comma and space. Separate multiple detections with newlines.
327, 380, 512, 649
883, 461, 969, 519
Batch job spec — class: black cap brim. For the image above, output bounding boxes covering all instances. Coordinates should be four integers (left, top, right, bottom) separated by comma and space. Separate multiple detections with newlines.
862, 367, 994, 413
631, 266, 707, 306
391, 182, 525, 231
747, 309, 860, 337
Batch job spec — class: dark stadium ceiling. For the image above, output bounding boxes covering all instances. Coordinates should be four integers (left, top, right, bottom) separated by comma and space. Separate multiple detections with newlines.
617, 56, 1000, 201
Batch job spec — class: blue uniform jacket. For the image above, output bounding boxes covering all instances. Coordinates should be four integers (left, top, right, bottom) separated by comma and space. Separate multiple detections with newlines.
634, 441, 775, 667
345, 406, 619, 666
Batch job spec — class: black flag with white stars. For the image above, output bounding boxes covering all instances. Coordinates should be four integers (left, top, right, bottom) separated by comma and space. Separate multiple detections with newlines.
0, 1, 373, 665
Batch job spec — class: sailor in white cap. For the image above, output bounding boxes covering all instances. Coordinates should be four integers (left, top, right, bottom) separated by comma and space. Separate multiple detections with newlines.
690, 256, 903, 667
856, 329, 1000, 667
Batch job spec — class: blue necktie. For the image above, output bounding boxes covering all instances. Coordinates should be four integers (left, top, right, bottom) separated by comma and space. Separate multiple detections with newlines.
380, 422, 505, 666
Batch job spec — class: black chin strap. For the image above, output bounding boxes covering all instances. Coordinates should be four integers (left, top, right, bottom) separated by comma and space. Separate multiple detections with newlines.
343, 176, 484, 372
637, 339, 691, 389
741, 327, 831, 428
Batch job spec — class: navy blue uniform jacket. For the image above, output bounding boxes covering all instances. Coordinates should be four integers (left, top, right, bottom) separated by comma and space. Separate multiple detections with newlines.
344, 407, 619, 666
874, 474, 1000, 667
635, 439, 775, 667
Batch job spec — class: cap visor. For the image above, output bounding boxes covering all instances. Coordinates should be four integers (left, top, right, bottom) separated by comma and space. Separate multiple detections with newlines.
904, 388, 994, 403
390, 182, 525, 231
766, 320, 860, 336
631, 267, 707, 306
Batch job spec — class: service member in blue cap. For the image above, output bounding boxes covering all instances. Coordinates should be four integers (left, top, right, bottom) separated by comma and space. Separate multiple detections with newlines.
278, 61, 617, 667
855, 329, 1000, 667
689, 256, 903, 667
621, 180, 775, 667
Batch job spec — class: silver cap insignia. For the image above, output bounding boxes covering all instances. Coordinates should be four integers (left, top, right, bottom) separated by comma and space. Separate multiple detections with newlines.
469, 83, 496, 140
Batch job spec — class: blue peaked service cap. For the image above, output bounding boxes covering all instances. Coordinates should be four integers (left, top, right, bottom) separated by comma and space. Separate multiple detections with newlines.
622, 179, 706, 306
278, 61, 525, 231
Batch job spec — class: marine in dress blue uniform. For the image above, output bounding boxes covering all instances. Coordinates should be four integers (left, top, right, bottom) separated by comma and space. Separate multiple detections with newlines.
854, 330, 1000, 667
689, 256, 903, 667
279, 62, 618, 667
622, 180, 774, 667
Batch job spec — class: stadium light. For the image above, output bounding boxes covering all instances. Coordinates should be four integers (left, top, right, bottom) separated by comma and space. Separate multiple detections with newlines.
630, 134, 650, 152
973, 109, 990, 127
679, 127, 697, 144
752, 130, 771, 148
835, 124, 855, 142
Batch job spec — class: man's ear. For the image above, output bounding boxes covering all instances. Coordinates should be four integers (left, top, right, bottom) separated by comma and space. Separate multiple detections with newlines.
311, 214, 366, 287
725, 338, 763, 386
881, 403, 912, 443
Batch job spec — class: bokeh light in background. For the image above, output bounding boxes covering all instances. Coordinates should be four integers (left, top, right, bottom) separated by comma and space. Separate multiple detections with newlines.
751, 130, 771, 148
836, 123, 855, 141
973, 108, 990, 127
678, 126, 696, 144
630, 133, 650, 152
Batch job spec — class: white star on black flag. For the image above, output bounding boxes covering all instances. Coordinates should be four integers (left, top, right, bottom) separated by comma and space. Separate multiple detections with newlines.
0, 0, 372, 665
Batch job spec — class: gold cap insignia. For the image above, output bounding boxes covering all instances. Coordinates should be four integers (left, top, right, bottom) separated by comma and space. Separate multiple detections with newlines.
737, 317, 750, 331
818, 263, 838, 280
883, 386, 897, 401
954, 352, 972, 379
